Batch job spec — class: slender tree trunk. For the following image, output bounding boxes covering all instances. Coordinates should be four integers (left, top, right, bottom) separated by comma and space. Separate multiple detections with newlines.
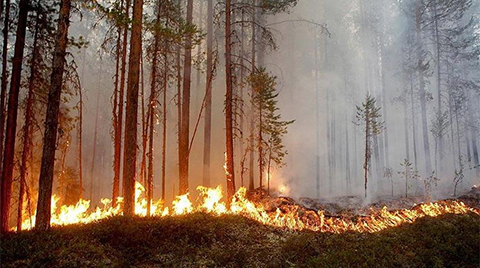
1, 0, 29, 233
379, 33, 389, 168
113, 0, 130, 205
345, 112, 351, 193
17, 15, 40, 231
224, 0, 236, 201
364, 115, 370, 198
433, 0, 444, 169
195, 0, 203, 100
140, 56, 148, 185
415, 0, 432, 175
79, 47, 86, 199
176, 42, 182, 192
410, 74, 418, 171
314, 32, 320, 198
122, 0, 143, 216
404, 98, 410, 162
89, 92, 100, 201
468, 96, 479, 175
35, 0, 71, 231
0, 0, 10, 170
239, 9, 246, 188
179, 0, 193, 195
161, 45, 168, 201
147, 0, 162, 213
203, 0, 213, 187
258, 99, 263, 189
248, 5, 256, 191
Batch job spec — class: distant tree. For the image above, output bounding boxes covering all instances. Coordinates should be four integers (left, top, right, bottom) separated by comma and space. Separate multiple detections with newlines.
453, 155, 465, 197
248, 68, 294, 193
398, 159, 420, 198
356, 94, 384, 198
383, 167, 394, 196
422, 171, 439, 201
430, 109, 449, 172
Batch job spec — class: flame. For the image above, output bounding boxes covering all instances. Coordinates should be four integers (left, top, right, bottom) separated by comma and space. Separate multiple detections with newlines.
16, 182, 479, 233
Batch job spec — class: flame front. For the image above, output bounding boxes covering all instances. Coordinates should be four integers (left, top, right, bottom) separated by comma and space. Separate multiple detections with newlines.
17, 181, 479, 233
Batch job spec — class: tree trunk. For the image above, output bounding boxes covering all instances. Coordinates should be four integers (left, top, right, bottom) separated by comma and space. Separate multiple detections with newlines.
239, 9, 245, 188
140, 56, 148, 185
17, 14, 40, 231
147, 0, 162, 213
122, 0, 143, 216
89, 92, 100, 201
113, 0, 130, 206
248, 5, 256, 191
179, 0, 193, 195
364, 115, 369, 198
0, 0, 10, 171
203, 0, 213, 187
225, 0, 236, 201
410, 73, 418, 171
161, 45, 168, 201
35, 0, 71, 231
1, 0, 29, 233
314, 32, 320, 198
415, 0, 432, 176
379, 33, 389, 168
433, 0, 444, 169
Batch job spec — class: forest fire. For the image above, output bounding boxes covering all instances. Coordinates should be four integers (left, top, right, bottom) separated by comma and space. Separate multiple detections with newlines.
16, 181, 479, 233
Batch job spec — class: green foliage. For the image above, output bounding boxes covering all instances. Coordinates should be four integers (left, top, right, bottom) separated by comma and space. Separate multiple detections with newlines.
356, 94, 384, 175
259, 0, 299, 14
1, 213, 479, 267
355, 94, 384, 136
248, 68, 294, 171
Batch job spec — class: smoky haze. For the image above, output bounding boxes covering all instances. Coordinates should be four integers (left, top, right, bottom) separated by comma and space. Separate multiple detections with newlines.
64, 0, 480, 206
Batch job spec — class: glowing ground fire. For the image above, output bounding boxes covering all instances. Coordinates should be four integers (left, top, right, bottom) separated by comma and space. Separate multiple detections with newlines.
16, 182, 479, 233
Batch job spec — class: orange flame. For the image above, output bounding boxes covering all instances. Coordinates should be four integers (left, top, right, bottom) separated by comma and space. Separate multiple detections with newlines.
16, 182, 479, 233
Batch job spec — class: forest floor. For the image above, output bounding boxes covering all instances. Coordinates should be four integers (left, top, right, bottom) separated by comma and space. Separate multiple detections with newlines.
1, 210, 479, 267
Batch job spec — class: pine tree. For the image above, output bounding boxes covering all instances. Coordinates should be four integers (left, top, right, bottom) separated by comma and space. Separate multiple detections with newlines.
35, 0, 72, 231
248, 68, 294, 193
356, 94, 384, 198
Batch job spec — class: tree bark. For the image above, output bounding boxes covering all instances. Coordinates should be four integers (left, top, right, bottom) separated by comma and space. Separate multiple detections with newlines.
17, 13, 40, 231
179, 0, 193, 195
225, 0, 236, 201
35, 0, 71, 231
203, 0, 213, 187
122, 0, 143, 216
1, 0, 29, 233
248, 4, 257, 191
415, 0, 432, 176
113, 0, 130, 205
89, 92, 100, 201
0, 0, 10, 171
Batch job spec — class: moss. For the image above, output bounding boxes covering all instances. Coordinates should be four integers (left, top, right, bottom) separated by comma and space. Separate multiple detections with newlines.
1, 213, 478, 267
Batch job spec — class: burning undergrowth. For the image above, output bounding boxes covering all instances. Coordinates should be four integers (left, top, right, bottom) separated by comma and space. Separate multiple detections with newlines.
14, 183, 480, 234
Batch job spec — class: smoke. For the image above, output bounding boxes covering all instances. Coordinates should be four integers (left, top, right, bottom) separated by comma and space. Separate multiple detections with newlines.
61, 0, 479, 206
